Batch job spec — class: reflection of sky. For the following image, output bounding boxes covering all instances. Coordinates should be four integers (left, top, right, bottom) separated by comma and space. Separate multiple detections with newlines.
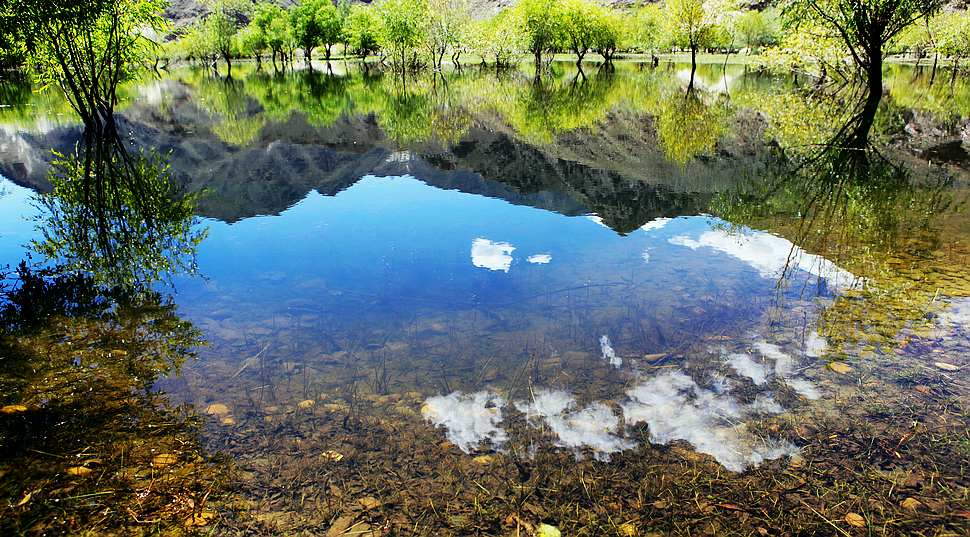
0, 176, 39, 267
0, 174, 854, 326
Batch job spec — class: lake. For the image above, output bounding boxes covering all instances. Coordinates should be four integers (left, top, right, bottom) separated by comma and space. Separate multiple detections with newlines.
1, 61, 968, 535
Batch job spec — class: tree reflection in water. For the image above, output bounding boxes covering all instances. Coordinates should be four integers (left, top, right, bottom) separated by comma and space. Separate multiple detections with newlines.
712, 92, 962, 357
0, 122, 217, 533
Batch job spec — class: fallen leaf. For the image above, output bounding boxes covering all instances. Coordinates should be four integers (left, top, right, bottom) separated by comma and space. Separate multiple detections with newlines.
642, 353, 667, 362
934, 362, 960, 371
322, 450, 344, 462
844, 512, 866, 527
298, 399, 315, 410
16, 490, 34, 507
828, 362, 853, 374
914, 385, 932, 395
473, 455, 495, 465
220, 416, 236, 426
357, 496, 380, 510
900, 497, 922, 511
66, 466, 92, 477
1, 404, 27, 414
618, 522, 639, 536
536, 524, 561, 537
652, 499, 670, 509
205, 403, 230, 416
325, 514, 357, 537
152, 453, 177, 468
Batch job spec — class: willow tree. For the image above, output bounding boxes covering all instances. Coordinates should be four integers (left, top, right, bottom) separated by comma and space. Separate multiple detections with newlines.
666, 0, 719, 88
376, 0, 428, 73
205, 0, 249, 75
785, 0, 946, 136
515, 0, 564, 69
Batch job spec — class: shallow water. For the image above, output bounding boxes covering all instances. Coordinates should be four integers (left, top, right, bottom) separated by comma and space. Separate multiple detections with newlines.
1, 61, 968, 534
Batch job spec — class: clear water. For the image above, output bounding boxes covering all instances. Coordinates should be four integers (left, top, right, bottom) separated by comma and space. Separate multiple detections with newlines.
1, 61, 968, 534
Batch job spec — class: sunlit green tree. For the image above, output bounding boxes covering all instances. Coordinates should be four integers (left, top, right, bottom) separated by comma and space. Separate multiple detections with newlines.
425, 0, 471, 69
515, 0, 564, 68
785, 0, 946, 117
665, 0, 719, 84
344, 4, 381, 58
377, 0, 429, 72
204, 0, 249, 75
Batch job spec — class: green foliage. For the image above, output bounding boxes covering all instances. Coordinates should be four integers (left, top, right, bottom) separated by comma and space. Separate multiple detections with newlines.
376, 0, 429, 69
425, 0, 472, 68
344, 4, 381, 58
34, 149, 206, 293
290, 0, 343, 60
784, 0, 947, 77
470, 10, 525, 66
733, 9, 780, 50
656, 90, 727, 164
514, 0, 564, 64
1, 0, 166, 122
253, 2, 293, 63
665, 0, 719, 53
560, 0, 600, 63
632, 3, 665, 52
204, 0, 249, 64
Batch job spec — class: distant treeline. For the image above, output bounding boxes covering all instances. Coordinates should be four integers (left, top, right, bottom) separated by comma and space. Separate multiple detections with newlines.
0, 0, 967, 80
157, 0, 970, 75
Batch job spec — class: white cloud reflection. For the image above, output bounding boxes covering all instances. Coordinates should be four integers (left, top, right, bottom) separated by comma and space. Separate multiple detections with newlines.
425, 368, 802, 471
622, 371, 799, 472
422, 391, 507, 452
516, 390, 635, 461
599, 335, 622, 368
640, 217, 672, 232
669, 228, 856, 289
527, 254, 552, 264
471, 238, 515, 272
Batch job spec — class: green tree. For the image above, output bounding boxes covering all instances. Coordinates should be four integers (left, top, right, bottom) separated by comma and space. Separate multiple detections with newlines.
592, 8, 627, 65
934, 10, 970, 82
425, 0, 471, 69
633, 3, 665, 57
665, 0, 719, 86
291, 0, 325, 62
237, 23, 268, 68
561, 0, 599, 67
291, 0, 343, 62
470, 9, 524, 66
377, 0, 429, 72
253, 2, 290, 68
515, 0, 564, 69
204, 0, 248, 75
734, 10, 767, 50
1, 0, 165, 124
344, 4, 381, 58
317, 1, 344, 61
785, 0, 946, 126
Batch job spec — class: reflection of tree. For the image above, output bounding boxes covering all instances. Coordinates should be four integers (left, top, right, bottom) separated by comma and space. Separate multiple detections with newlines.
192, 70, 265, 146
712, 98, 961, 356
31, 127, 205, 294
656, 89, 727, 165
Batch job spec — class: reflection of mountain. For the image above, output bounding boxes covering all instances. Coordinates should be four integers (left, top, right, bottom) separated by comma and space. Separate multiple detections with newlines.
0, 78, 754, 232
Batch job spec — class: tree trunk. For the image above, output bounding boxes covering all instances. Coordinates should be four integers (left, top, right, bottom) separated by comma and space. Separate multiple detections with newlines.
688, 45, 697, 92
931, 53, 939, 84
326, 45, 333, 61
